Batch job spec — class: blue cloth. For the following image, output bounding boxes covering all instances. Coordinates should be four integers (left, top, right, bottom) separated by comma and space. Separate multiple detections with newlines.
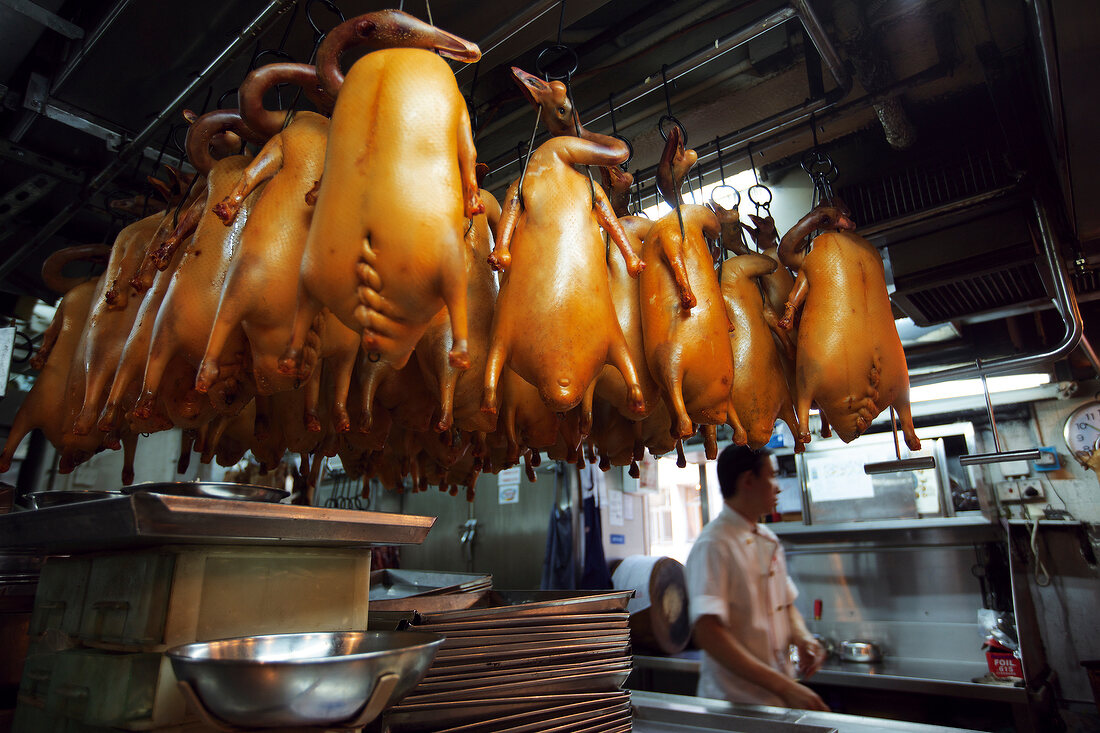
580, 494, 613, 589
541, 504, 575, 590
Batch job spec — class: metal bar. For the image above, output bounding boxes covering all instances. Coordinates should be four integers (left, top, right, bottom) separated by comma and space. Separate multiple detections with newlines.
0, 0, 296, 281
51, 0, 135, 94
863, 456, 937, 475
959, 449, 1043, 467
909, 198, 1083, 386
0, 0, 84, 39
1031, 0, 1074, 234
0, 139, 85, 184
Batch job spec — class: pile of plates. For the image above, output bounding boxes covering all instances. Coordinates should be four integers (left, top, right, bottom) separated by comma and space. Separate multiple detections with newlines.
380, 590, 634, 733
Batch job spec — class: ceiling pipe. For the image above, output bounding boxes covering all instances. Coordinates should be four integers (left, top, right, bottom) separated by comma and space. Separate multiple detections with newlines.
908, 197, 1083, 386
0, 0, 297, 283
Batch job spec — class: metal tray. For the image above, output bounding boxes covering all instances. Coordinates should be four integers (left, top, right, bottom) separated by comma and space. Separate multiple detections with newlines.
434, 700, 631, 733
440, 629, 631, 649
419, 590, 633, 624
432, 635, 630, 660
415, 612, 630, 633
369, 591, 490, 614
406, 669, 630, 703
424, 648, 630, 676
0, 492, 434, 551
27, 490, 122, 508
370, 569, 492, 598
121, 481, 288, 503
427, 620, 629, 638
421, 658, 632, 687
386, 692, 629, 732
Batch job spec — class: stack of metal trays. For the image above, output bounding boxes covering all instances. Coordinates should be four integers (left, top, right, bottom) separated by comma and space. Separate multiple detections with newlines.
381, 589, 634, 732
369, 569, 493, 612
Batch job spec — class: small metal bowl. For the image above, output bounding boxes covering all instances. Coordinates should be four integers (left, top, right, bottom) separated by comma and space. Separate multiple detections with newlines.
28, 490, 122, 509
167, 630, 443, 728
839, 639, 883, 663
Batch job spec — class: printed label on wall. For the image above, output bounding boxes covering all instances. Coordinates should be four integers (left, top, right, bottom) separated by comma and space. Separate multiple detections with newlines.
497, 467, 521, 504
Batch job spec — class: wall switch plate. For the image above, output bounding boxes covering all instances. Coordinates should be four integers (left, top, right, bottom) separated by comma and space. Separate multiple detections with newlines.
996, 480, 1022, 502
1016, 480, 1045, 502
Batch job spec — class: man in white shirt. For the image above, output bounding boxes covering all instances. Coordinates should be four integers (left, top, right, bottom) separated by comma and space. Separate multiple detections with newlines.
685, 445, 829, 710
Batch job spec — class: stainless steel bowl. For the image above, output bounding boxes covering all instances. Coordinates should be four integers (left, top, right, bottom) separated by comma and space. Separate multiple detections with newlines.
28, 490, 122, 508
839, 639, 883, 663
167, 630, 443, 728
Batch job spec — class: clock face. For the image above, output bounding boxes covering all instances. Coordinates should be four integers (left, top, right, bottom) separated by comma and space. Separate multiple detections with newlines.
1063, 401, 1100, 463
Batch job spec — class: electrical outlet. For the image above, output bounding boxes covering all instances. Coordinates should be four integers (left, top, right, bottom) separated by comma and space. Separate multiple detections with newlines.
1016, 480, 1045, 502
995, 480, 1021, 502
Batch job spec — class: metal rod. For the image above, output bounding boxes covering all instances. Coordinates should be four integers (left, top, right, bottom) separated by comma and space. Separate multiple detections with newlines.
908, 198, 1083, 386
980, 368, 1002, 453
959, 449, 1043, 467
51, 0, 134, 94
0, 0, 84, 39
0, 0, 297, 282
864, 456, 937, 475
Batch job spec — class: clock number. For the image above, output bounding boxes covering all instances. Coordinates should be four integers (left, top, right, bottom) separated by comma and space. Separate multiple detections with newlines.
1078, 434, 1086, 443
1079, 422, 1091, 430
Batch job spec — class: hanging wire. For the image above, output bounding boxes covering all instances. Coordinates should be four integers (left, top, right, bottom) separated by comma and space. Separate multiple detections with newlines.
516, 111, 542, 202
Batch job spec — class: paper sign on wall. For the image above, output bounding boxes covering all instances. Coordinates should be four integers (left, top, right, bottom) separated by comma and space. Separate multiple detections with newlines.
0, 327, 13, 397
806, 456, 874, 501
608, 486, 624, 526
497, 467, 521, 504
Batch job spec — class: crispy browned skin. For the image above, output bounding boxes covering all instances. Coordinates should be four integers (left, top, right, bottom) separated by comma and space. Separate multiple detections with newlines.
482, 134, 646, 415
778, 214, 919, 448
0, 279, 99, 472
744, 212, 795, 318
197, 65, 358, 435
283, 13, 482, 374
40, 245, 111, 295
656, 126, 697, 208
720, 253, 801, 450
417, 189, 502, 434
640, 205, 745, 442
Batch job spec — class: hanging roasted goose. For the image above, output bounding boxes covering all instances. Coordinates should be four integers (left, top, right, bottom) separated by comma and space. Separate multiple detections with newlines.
483, 67, 646, 418
195, 62, 360, 435
639, 125, 745, 442
777, 205, 920, 449
281, 10, 482, 378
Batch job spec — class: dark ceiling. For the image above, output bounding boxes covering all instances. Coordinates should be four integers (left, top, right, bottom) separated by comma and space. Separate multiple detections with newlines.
1, 0, 1098, 378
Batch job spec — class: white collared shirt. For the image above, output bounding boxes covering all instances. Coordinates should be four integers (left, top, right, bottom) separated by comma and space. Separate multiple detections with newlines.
685, 503, 798, 705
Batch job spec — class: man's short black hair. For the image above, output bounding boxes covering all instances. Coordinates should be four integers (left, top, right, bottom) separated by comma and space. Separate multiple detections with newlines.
716, 445, 772, 499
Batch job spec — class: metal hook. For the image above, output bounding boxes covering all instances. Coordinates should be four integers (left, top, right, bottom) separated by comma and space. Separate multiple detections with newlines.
306, 0, 345, 37
658, 115, 687, 145
536, 44, 578, 81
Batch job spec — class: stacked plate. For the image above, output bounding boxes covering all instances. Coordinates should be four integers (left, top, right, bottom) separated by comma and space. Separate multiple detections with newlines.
381, 590, 634, 733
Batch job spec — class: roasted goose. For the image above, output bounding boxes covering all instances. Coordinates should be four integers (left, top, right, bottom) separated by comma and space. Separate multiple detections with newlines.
282, 11, 482, 375
778, 205, 919, 448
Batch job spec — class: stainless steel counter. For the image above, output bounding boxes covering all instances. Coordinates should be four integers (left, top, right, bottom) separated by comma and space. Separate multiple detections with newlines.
633, 651, 1026, 703
632, 690, 985, 733
0, 493, 435, 551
